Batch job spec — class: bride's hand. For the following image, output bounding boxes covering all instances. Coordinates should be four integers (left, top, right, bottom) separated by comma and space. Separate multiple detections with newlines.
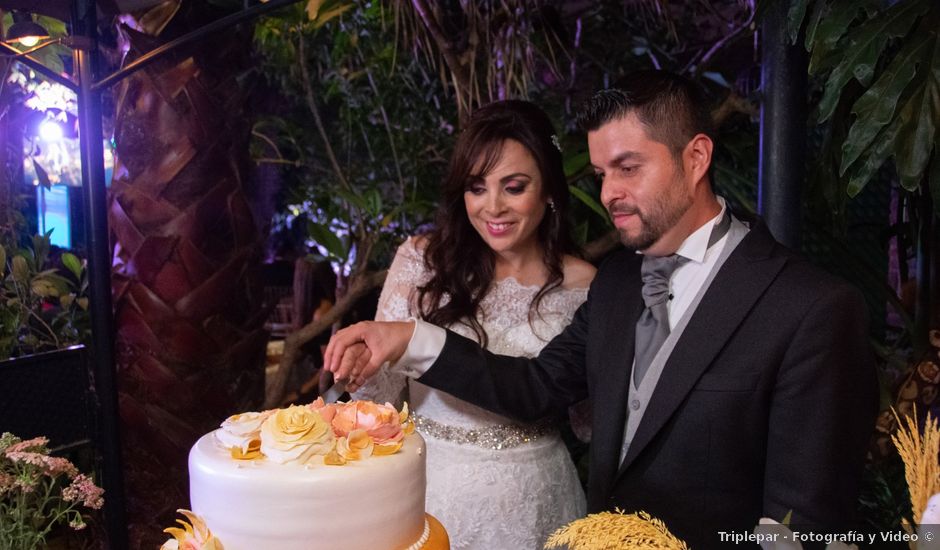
324, 320, 415, 389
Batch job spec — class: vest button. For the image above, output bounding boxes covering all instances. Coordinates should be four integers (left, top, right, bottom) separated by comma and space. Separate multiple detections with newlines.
631, 399, 641, 411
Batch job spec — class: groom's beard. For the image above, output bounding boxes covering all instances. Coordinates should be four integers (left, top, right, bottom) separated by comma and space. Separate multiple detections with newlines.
608, 180, 692, 251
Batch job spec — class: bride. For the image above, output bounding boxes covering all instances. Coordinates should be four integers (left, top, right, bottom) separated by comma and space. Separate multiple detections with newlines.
352, 100, 595, 549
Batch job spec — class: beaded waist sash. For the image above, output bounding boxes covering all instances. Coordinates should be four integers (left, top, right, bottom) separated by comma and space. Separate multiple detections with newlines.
411, 413, 554, 450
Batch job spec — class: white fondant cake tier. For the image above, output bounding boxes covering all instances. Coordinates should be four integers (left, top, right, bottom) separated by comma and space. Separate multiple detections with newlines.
189, 430, 427, 550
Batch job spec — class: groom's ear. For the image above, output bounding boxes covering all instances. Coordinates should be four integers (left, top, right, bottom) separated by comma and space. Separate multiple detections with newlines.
684, 133, 713, 186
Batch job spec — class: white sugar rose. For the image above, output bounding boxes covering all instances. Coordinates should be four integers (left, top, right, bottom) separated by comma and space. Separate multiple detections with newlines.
260, 405, 334, 464
216, 411, 272, 456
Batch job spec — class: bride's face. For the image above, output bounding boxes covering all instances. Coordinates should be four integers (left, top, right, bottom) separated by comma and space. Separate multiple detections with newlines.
464, 139, 548, 259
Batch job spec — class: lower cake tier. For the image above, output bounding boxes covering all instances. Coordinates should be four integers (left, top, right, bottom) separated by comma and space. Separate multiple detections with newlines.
189, 431, 427, 550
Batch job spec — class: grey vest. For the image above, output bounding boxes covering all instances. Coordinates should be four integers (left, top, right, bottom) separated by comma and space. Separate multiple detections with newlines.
619, 216, 750, 463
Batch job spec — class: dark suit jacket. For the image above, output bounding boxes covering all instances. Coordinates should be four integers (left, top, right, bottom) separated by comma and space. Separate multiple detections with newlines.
418, 221, 878, 548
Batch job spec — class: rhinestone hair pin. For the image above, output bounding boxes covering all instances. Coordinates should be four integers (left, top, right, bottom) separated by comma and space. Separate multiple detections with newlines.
551, 134, 562, 153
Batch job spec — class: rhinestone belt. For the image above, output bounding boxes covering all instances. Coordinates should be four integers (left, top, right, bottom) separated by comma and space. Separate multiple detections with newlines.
411, 413, 553, 450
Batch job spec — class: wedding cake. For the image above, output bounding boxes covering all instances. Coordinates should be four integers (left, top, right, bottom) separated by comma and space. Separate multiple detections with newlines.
187, 399, 438, 550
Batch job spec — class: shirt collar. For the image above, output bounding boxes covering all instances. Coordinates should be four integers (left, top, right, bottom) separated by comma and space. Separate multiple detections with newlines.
673, 196, 727, 264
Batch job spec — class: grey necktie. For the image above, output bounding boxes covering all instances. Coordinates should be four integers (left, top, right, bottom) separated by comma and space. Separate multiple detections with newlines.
633, 254, 689, 385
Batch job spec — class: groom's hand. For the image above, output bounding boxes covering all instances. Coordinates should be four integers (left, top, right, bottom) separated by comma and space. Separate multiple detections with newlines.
324, 320, 415, 390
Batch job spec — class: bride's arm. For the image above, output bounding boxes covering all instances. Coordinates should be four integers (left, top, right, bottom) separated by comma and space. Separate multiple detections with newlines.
349, 237, 424, 406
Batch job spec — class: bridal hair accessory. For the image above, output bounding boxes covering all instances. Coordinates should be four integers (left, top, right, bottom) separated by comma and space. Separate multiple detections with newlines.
551, 134, 562, 153
548, 199, 556, 213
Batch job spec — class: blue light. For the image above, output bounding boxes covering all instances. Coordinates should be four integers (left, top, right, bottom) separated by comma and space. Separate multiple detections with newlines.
36, 185, 71, 248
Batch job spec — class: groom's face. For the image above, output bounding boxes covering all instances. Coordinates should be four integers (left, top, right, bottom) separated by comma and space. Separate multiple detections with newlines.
589, 112, 694, 255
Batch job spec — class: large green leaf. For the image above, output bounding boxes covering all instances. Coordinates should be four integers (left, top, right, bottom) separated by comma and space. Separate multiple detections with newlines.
787, 0, 812, 45
806, 0, 869, 72
334, 187, 368, 211
894, 16, 940, 192
34, 272, 73, 297
568, 185, 609, 223
563, 150, 590, 179
845, 113, 904, 197
816, 0, 929, 122
61, 253, 83, 280
363, 188, 382, 217
11, 256, 28, 283
895, 60, 939, 191
840, 30, 933, 174
306, 220, 348, 263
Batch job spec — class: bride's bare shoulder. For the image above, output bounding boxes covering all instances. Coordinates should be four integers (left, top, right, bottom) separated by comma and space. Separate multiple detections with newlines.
561, 255, 596, 289
410, 234, 430, 251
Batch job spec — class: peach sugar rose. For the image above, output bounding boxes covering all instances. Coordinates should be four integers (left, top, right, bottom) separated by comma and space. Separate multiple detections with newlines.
310, 398, 415, 460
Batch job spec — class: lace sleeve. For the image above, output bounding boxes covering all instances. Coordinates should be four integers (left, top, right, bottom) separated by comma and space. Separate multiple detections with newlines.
351, 237, 426, 407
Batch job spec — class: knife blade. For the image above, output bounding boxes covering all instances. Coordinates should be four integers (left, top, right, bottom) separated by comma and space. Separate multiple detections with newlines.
320, 379, 348, 403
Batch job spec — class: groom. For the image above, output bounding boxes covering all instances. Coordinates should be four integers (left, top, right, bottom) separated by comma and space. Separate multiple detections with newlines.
325, 71, 877, 547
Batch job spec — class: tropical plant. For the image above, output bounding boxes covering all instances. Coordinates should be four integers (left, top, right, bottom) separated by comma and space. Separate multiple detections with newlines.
786, 0, 938, 427
787, 0, 938, 204
785, 0, 939, 531
0, 232, 89, 361
256, 0, 455, 405
106, 0, 268, 545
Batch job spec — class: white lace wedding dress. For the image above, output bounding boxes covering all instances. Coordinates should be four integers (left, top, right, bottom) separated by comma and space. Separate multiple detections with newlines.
353, 238, 587, 550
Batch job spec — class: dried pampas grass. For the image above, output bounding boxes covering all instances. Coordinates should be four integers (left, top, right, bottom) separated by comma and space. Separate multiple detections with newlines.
543, 509, 689, 550
891, 407, 940, 525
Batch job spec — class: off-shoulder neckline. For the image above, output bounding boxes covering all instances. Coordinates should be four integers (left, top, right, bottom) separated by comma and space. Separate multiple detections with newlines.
492, 276, 589, 294
404, 237, 591, 293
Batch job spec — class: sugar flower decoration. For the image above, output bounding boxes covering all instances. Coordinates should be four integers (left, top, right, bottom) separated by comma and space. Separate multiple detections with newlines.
160, 509, 223, 550
260, 405, 334, 464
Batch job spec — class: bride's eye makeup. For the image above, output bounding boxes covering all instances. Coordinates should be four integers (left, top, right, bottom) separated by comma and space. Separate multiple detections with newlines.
505, 183, 526, 195
465, 177, 486, 194
502, 174, 531, 195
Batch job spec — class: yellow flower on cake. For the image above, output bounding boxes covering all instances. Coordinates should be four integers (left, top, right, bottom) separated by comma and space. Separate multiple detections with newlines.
338, 429, 375, 461
161, 509, 224, 550
260, 405, 334, 464
216, 411, 273, 459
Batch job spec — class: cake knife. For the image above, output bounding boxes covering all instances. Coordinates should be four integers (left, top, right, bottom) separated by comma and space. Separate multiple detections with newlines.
320, 378, 347, 403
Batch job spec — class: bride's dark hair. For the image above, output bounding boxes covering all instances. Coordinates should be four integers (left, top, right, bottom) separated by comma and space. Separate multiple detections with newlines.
416, 100, 574, 346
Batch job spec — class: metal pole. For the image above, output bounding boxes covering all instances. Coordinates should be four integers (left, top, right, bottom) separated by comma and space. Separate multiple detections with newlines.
71, 0, 128, 546
757, 0, 807, 250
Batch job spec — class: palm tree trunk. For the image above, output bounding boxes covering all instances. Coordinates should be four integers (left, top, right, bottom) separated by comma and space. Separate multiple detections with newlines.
108, 1, 265, 545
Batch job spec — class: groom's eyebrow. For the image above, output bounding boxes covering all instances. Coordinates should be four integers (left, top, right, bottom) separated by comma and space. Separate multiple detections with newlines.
591, 150, 645, 170
609, 151, 644, 166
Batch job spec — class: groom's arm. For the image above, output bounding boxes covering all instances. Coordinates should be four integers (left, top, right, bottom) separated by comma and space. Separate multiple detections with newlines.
416, 294, 592, 423
326, 277, 597, 423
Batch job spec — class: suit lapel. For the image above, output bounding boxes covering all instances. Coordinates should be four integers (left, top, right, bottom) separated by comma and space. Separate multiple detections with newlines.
616, 222, 786, 476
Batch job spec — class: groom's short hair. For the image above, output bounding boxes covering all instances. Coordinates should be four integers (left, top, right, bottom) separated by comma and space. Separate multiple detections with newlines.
576, 71, 714, 160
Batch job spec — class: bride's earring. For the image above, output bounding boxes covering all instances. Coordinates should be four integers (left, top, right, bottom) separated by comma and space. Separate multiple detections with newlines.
547, 199, 556, 213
